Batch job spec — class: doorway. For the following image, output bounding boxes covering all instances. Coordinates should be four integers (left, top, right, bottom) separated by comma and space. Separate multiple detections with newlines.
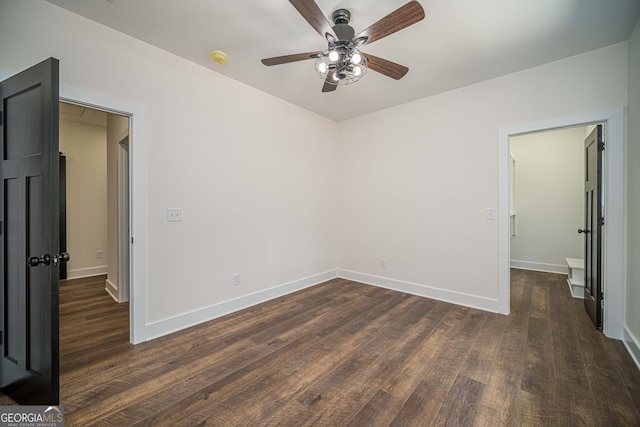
508, 125, 604, 327
508, 126, 591, 275
498, 109, 625, 339
59, 102, 130, 304
59, 101, 132, 345
60, 85, 145, 345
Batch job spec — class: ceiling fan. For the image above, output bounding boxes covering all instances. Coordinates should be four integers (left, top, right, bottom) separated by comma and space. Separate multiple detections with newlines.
261, 0, 425, 92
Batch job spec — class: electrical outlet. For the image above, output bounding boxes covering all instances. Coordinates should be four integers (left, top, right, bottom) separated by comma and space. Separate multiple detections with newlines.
380, 259, 387, 269
232, 273, 240, 286
96, 250, 103, 259
486, 208, 496, 220
167, 208, 182, 222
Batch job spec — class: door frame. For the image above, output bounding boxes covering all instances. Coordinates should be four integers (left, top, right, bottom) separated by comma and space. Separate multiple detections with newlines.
60, 86, 146, 344
498, 108, 625, 339
117, 135, 130, 304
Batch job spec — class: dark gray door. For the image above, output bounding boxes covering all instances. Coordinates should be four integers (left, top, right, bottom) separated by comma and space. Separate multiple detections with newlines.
582, 124, 603, 328
0, 58, 65, 404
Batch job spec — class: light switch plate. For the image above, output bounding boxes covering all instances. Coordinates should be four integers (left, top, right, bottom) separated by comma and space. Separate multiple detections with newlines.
486, 208, 496, 220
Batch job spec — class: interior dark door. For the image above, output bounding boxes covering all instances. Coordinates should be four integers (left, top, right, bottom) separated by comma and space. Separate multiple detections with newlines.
0, 58, 63, 404
582, 124, 603, 328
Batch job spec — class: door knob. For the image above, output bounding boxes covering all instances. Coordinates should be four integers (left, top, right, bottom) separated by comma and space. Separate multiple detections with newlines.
52, 252, 70, 266
27, 254, 51, 267
578, 229, 590, 234
26, 253, 70, 267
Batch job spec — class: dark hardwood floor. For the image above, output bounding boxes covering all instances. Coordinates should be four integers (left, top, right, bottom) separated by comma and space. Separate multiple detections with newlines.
2, 270, 640, 425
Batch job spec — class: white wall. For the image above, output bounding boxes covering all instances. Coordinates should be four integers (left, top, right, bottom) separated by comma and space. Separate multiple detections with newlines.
0, 0, 338, 340
59, 119, 108, 278
625, 18, 640, 366
509, 126, 586, 273
337, 42, 627, 312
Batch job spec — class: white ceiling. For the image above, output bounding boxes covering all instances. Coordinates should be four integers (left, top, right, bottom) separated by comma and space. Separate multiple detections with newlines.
60, 101, 107, 127
46, 0, 640, 122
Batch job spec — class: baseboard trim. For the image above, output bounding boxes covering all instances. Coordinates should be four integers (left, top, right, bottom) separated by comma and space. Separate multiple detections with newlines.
141, 268, 504, 342
510, 260, 568, 275
105, 279, 118, 302
143, 269, 339, 342
623, 326, 640, 373
67, 266, 108, 279
337, 269, 501, 313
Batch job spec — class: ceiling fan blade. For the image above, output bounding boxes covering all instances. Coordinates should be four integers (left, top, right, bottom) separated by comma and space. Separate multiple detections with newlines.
354, 1, 425, 46
290, 0, 338, 42
261, 51, 323, 66
322, 70, 338, 92
365, 54, 409, 80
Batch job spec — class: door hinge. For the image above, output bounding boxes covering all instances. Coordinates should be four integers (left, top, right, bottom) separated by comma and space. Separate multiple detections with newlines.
599, 216, 605, 226
598, 142, 605, 151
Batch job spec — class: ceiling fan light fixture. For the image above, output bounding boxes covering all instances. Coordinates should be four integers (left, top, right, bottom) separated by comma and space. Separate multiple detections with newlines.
317, 61, 328, 74
315, 45, 367, 86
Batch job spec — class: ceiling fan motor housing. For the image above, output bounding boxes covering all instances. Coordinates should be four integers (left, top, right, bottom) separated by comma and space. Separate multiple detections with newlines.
331, 9, 355, 41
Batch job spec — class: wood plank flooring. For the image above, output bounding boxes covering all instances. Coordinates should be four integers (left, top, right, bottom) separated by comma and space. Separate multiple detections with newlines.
2, 269, 640, 425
